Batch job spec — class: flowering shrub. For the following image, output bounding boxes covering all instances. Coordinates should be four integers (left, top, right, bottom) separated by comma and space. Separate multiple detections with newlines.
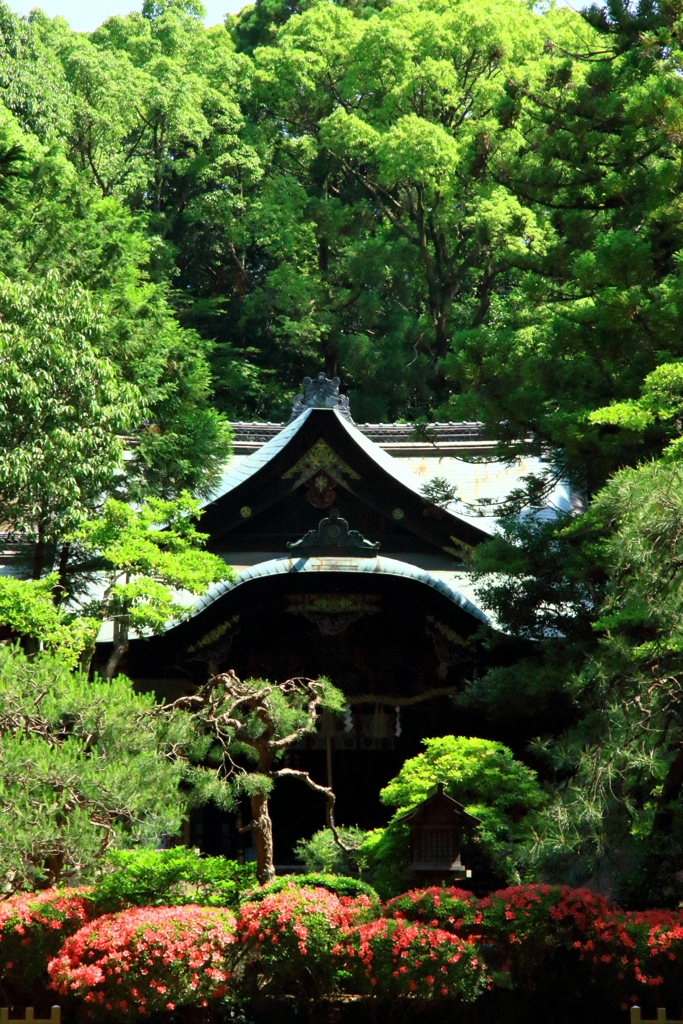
384, 887, 479, 934
236, 884, 375, 998
335, 918, 488, 1000
0, 888, 93, 1002
478, 885, 626, 1002
611, 909, 683, 1002
48, 904, 236, 1018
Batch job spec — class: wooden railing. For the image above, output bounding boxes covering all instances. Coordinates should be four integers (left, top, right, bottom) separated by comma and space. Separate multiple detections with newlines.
0, 1009, 60, 1024
631, 1009, 683, 1024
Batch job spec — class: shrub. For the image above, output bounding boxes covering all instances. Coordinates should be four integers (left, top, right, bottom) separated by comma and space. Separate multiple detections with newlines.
89, 848, 257, 913
0, 888, 93, 1003
335, 918, 488, 1000
478, 885, 623, 1000
294, 826, 367, 875
0, 649, 188, 892
48, 904, 236, 1018
243, 872, 379, 905
610, 909, 683, 1002
358, 825, 411, 900
384, 887, 479, 934
236, 884, 375, 999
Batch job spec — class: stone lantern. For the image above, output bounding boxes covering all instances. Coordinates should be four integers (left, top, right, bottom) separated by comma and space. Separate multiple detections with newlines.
396, 783, 480, 882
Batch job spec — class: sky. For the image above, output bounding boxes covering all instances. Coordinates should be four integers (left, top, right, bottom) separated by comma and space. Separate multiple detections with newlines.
9, 0, 246, 31
9, 0, 585, 33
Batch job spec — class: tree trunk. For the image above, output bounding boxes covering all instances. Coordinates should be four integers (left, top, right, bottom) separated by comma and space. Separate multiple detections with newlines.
53, 543, 70, 604
251, 790, 275, 884
651, 743, 683, 838
102, 614, 129, 680
32, 522, 45, 580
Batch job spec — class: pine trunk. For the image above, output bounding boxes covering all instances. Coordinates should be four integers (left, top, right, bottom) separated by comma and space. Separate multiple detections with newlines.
251, 791, 275, 884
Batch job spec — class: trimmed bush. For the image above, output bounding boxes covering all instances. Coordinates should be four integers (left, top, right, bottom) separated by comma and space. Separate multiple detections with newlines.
89, 848, 257, 913
48, 904, 236, 1018
478, 884, 623, 1001
607, 909, 683, 1002
0, 888, 92, 1003
384, 886, 479, 934
243, 872, 379, 906
335, 918, 488, 1000
236, 883, 375, 999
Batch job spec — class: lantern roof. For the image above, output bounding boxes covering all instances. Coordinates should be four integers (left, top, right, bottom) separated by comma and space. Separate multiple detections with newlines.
395, 782, 482, 829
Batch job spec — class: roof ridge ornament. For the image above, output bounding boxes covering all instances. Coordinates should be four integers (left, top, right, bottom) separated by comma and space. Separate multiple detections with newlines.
287, 509, 380, 554
287, 372, 354, 423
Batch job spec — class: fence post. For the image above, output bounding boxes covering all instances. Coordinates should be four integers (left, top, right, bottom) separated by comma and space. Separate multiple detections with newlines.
658, 1013, 668, 1024
631, 1008, 642, 1024
0, 1010, 60, 1024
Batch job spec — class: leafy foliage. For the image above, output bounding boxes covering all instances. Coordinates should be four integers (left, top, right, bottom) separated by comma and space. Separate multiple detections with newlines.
0, 273, 141, 579
0, 577, 98, 666
477, 885, 620, 995
0, 647, 189, 891
384, 887, 478, 933
0, 888, 93, 1004
172, 672, 345, 883
89, 848, 257, 913
525, 461, 683, 889
236, 883, 374, 999
294, 826, 367, 875
4, 0, 683, 916
70, 494, 231, 678
243, 872, 379, 905
336, 918, 488, 1000
361, 736, 546, 896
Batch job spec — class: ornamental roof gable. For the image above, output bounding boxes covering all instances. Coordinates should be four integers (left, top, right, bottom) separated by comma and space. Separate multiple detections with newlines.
200, 376, 491, 559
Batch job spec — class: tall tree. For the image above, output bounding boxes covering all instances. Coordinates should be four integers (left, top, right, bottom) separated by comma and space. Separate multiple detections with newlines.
444, 0, 683, 491
0, 273, 142, 580
233, 0, 577, 417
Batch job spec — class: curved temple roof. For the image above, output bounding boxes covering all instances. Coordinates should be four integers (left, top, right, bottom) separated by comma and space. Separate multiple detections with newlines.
206, 405, 489, 535
207, 408, 316, 501
183, 554, 490, 628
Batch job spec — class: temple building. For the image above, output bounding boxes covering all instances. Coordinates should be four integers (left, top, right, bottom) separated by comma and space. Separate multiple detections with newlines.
100, 374, 571, 864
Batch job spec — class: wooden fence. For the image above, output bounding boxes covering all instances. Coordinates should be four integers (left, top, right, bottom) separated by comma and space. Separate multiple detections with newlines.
0, 1009, 60, 1024
631, 1009, 683, 1024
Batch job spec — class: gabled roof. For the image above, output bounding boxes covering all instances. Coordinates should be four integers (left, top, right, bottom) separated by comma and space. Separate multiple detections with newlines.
207, 409, 315, 500
395, 782, 482, 828
200, 405, 491, 555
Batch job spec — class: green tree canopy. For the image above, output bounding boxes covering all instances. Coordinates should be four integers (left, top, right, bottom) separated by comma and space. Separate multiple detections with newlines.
71, 495, 231, 679
0, 647, 189, 891
361, 736, 545, 896
0, 272, 142, 579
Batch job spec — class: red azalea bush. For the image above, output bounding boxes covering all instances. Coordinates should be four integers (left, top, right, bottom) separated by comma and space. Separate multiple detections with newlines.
478, 885, 626, 1000
335, 918, 488, 1000
617, 909, 683, 1001
384, 887, 480, 934
48, 904, 236, 1018
0, 888, 93, 1003
236, 884, 375, 999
